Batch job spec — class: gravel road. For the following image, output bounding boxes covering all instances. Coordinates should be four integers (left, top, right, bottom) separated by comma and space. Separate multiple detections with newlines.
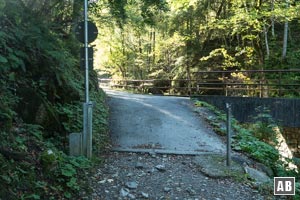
85, 90, 277, 200
88, 152, 273, 200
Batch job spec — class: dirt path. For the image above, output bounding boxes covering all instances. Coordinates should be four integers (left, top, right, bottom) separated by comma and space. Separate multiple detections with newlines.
86, 90, 276, 199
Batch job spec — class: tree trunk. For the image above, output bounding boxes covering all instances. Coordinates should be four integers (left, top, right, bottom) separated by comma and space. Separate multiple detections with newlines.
264, 25, 270, 59
186, 9, 193, 95
152, 28, 156, 64
147, 30, 152, 73
121, 30, 127, 79
282, 0, 290, 59
271, 0, 275, 37
138, 33, 142, 54
282, 21, 288, 59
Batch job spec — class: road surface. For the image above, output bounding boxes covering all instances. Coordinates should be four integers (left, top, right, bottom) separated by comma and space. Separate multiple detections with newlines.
106, 90, 226, 155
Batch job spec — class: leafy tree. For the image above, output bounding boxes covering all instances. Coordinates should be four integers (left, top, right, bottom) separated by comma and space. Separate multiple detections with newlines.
89, 0, 298, 97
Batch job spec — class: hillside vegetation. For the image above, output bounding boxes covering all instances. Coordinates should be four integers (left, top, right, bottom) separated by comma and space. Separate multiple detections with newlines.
0, 1, 108, 199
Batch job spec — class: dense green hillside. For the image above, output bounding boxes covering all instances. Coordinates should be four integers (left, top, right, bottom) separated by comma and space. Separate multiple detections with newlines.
0, 1, 108, 199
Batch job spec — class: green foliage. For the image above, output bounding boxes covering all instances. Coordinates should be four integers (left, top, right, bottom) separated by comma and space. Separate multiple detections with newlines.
108, 0, 128, 27
23, 124, 44, 141
38, 149, 92, 199
40, 149, 58, 171
195, 100, 300, 199
90, 89, 110, 154
0, 0, 109, 199
200, 48, 241, 70
248, 106, 279, 144
52, 151, 91, 194
232, 127, 280, 167
0, 124, 94, 199
194, 100, 299, 180
95, 0, 300, 98
295, 182, 300, 200
194, 100, 216, 111
55, 103, 82, 134
194, 100, 235, 136
0, 87, 17, 130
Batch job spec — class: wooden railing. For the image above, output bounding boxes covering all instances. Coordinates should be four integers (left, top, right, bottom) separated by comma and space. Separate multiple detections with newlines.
99, 69, 300, 97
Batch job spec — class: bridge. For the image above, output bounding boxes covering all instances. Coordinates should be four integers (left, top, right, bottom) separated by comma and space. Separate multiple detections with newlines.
100, 69, 300, 156
99, 69, 300, 98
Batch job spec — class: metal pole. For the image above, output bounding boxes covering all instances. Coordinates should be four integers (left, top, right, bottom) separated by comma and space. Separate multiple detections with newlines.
84, 0, 89, 103
82, 0, 90, 158
82, 103, 87, 156
226, 103, 231, 167
87, 102, 93, 158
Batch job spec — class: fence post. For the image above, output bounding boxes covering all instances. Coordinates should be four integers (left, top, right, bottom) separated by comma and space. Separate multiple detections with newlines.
226, 103, 232, 167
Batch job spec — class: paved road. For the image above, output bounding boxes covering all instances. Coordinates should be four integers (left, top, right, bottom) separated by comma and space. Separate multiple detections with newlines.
107, 90, 226, 154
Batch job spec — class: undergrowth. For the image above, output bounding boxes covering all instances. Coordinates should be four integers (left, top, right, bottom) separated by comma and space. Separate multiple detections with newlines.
194, 100, 300, 199
0, 90, 109, 200
0, 1, 109, 199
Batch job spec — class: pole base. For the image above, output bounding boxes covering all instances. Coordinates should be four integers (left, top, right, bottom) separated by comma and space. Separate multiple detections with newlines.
69, 132, 82, 156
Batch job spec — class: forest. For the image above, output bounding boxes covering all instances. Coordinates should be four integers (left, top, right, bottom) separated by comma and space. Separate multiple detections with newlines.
95, 0, 300, 97
0, 0, 300, 199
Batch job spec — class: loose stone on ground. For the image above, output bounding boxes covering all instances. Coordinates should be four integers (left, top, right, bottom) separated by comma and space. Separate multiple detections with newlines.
126, 181, 138, 189
87, 152, 276, 200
